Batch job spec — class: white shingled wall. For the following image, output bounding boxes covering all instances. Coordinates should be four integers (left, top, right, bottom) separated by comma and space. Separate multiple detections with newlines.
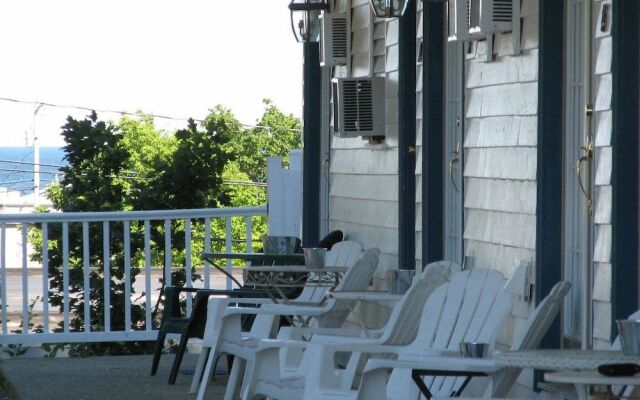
462, 0, 539, 279
591, 0, 613, 350
330, 0, 400, 290
327, 0, 615, 356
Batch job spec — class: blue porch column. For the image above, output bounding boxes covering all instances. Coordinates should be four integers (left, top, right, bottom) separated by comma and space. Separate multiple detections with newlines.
534, 0, 564, 390
398, 0, 417, 269
302, 42, 322, 247
421, 1, 445, 264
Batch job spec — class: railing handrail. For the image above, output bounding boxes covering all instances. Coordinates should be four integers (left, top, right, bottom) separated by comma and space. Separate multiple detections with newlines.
0, 205, 267, 224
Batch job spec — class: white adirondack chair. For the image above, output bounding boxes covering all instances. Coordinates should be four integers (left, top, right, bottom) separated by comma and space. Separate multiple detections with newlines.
191, 245, 376, 400
241, 267, 510, 400
356, 280, 571, 400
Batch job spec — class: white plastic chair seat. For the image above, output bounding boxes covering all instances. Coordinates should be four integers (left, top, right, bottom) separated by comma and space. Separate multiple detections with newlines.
192, 243, 376, 400
354, 280, 572, 400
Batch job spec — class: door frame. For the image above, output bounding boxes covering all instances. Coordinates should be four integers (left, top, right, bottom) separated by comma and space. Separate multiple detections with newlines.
444, 41, 465, 266
562, 0, 595, 349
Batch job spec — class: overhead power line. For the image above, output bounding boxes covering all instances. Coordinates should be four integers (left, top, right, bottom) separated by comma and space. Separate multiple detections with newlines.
0, 96, 302, 133
0, 167, 61, 175
0, 159, 64, 168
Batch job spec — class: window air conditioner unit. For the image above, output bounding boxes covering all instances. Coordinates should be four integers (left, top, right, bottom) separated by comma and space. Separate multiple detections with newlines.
333, 77, 385, 138
320, 13, 348, 67
468, 0, 514, 35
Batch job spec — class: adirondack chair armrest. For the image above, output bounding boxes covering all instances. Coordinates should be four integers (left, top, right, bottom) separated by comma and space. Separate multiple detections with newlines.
213, 297, 275, 307
278, 326, 367, 339
256, 338, 311, 352
223, 303, 325, 317
307, 340, 407, 356
328, 291, 403, 302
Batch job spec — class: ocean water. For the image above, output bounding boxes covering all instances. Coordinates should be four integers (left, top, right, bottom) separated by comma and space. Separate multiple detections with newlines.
0, 147, 66, 194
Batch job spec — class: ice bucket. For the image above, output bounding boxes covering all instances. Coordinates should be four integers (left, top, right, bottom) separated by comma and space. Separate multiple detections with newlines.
303, 248, 327, 268
459, 342, 488, 358
617, 319, 640, 356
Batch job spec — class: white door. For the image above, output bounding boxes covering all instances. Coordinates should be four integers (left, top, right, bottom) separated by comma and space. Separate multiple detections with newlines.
444, 41, 464, 265
563, 0, 594, 348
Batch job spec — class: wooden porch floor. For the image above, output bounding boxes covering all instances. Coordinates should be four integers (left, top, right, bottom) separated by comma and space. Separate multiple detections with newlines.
0, 353, 229, 400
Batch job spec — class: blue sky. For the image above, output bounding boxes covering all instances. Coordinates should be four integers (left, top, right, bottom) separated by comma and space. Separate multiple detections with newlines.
0, 0, 302, 146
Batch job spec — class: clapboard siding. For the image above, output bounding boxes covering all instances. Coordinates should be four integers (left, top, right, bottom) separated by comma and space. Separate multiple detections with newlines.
594, 185, 611, 224
329, 0, 400, 278
350, 1, 371, 77
594, 110, 612, 147
462, 0, 539, 275
464, 209, 536, 249
330, 197, 397, 228
328, 220, 398, 258
594, 143, 612, 186
331, 174, 398, 202
465, 178, 537, 215
466, 50, 538, 88
464, 241, 536, 278
465, 82, 539, 117
330, 148, 398, 174
464, 147, 537, 181
592, 0, 612, 349
465, 116, 538, 148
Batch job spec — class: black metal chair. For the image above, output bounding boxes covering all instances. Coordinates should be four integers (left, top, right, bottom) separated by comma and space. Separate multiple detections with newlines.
150, 286, 264, 384
150, 230, 344, 384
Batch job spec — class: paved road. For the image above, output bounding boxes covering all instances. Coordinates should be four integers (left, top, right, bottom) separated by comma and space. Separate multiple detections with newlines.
0, 268, 243, 333
2, 353, 230, 400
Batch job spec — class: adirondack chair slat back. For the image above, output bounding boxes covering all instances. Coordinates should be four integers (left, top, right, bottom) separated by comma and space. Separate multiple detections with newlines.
315, 248, 380, 329
324, 240, 364, 268
379, 262, 458, 346
431, 269, 510, 395
384, 268, 509, 400
489, 280, 571, 398
297, 240, 364, 304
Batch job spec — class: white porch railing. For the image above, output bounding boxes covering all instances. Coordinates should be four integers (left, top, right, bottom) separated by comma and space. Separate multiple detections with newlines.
0, 206, 267, 345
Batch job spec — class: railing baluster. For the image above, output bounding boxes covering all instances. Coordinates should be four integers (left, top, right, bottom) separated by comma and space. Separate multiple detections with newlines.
245, 216, 253, 256
124, 221, 132, 332
1, 224, 7, 335
204, 218, 211, 289
21, 224, 28, 336
103, 222, 110, 333
0, 206, 267, 344
62, 222, 70, 333
82, 222, 90, 333
185, 220, 192, 316
164, 219, 172, 288
42, 222, 49, 333
144, 220, 152, 330
225, 216, 232, 290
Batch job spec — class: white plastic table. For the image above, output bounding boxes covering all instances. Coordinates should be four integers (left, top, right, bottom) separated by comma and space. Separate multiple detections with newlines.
545, 370, 640, 400
497, 350, 640, 400
496, 350, 640, 370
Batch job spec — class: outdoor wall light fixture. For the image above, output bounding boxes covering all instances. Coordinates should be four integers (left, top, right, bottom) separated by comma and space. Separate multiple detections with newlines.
288, 0, 329, 43
369, 0, 408, 18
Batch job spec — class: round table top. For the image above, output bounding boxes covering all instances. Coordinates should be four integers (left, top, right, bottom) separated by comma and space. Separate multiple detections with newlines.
545, 370, 640, 386
496, 350, 640, 370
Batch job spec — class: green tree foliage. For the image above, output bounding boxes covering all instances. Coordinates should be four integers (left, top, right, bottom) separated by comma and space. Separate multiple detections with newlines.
29, 102, 300, 355
223, 99, 301, 182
